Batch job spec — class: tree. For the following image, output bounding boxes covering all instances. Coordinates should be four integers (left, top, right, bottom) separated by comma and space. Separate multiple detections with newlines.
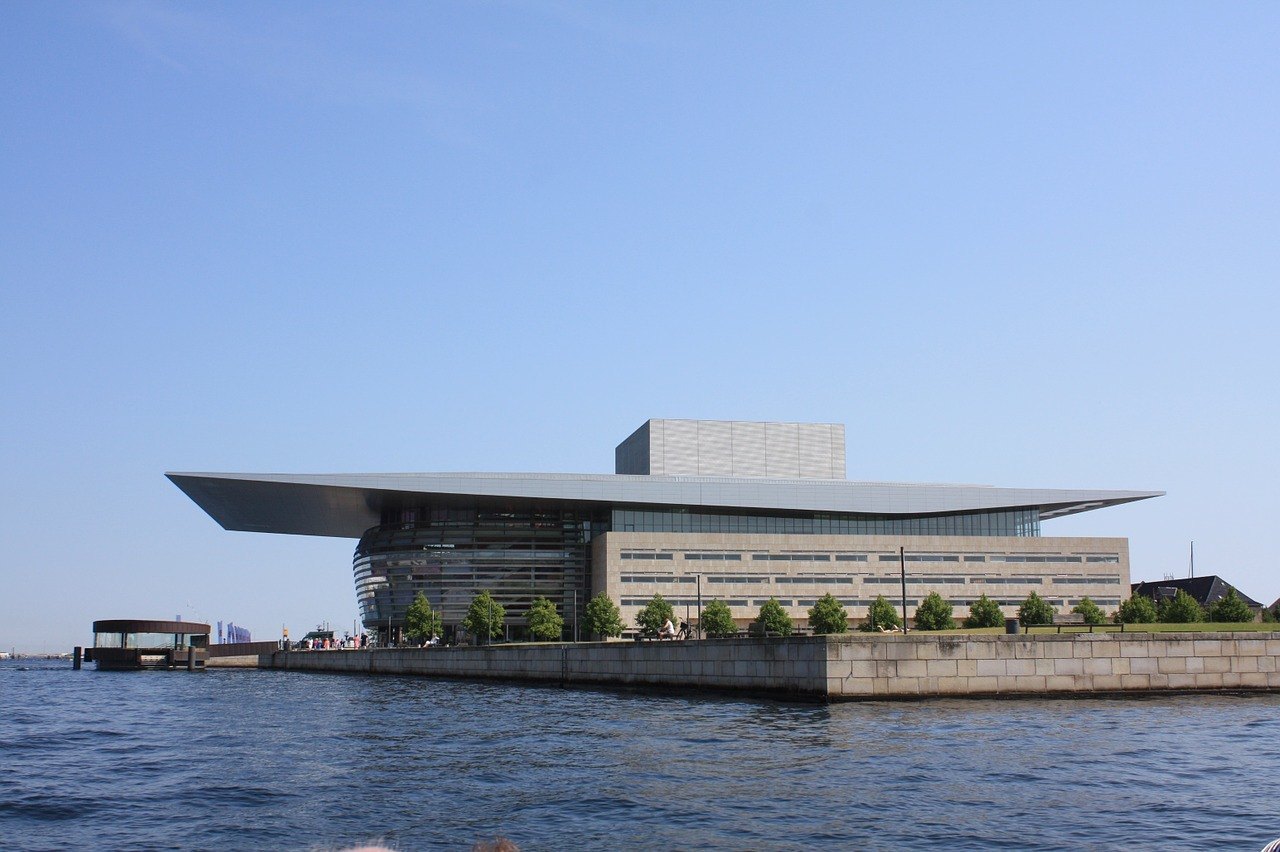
404, 591, 443, 644
526, 596, 564, 641
1018, 591, 1055, 627
861, 595, 901, 632
807, 593, 848, 635
461, 590, 505, 644
913, 591, 956, 631
1116, 594, 1157, 624
754, 597, 793, 636
700, 599, 737, 638
635, 594, 674, 635
1071, 597, 1107, 626
964, 594, 1005, 629
583, 593, 625, 640
1209, 589, 1253, 623
1159, 589, 1203, 624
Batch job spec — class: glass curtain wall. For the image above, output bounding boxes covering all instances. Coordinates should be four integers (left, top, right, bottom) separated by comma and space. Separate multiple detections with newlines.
610, 507, 1041, 537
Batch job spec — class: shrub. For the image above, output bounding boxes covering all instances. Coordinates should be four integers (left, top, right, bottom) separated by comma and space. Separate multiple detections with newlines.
964, 594, 1005, 629
1208, 589, 1254, 623
754, 597, 793, 636
1262, 604, 1279, 624
404, 591, 443, 644
1159, 589, 1204, 624
526, 596, 564, 641
861, 595, 901, 632
807, 593, 848, 635
1018, 591, 1055, 626
461, 590, 505, 643
583, 593, 625, 639
1071, 597, 1107, 626
1116, 594, 1157, 624
635, 594, 674, 635
913, 592, 956, 631
700, 599, 737, 638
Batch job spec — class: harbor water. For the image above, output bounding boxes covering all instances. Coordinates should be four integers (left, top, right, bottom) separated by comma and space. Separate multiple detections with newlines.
2, 658, 1279, 851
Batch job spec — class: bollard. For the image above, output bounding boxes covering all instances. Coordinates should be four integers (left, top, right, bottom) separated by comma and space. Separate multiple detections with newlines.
73, 646, 82, 670
1004, 618, 1020, 635
187, 645, 196, 671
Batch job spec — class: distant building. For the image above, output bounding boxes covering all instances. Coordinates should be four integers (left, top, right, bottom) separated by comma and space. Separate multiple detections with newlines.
1130, 576, 1263, 611
168, 418, 1162, 641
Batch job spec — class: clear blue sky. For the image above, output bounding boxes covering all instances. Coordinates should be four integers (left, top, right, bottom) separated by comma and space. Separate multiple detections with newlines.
3, 3, 1277, 652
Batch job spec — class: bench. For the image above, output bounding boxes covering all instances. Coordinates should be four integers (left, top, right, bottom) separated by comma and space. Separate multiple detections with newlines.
746, 623, 784, 638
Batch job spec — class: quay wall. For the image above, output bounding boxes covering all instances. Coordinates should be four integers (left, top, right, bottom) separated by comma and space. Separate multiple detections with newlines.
264, 633, 1280, 701
826, 632, 1280, 698
272, 638, 826, 698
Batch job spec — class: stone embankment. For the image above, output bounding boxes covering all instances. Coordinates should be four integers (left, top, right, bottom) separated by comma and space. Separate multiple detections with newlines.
258, 633, 1280, 701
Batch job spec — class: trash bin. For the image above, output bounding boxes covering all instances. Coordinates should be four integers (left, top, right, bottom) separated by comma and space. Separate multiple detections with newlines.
1004, 617, 1020, 635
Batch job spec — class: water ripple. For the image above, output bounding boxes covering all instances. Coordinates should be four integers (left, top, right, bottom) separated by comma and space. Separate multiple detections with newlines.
3, 662, 1280, 850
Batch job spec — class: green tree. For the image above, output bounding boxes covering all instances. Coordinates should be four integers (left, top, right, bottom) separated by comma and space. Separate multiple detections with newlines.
1208, 589, 1253, 623
1262, 603, 1278, 624
583, 593, 625, 639
635, 594, 674, 635
964, 594, 1005, 629
754, 597, 793, 636
461, 590, 505, 644
1159, 589, 1204, 624
404, 591, 443, 644
807, 593, 848, 635
913, 591, 956, 631
526, 596, 564, 641
1116, 594, 1157, 624
861, 594, 901, 632
1018, 591, 1056, 627
700, 599, 737, 638
1071, 597, 1107, 626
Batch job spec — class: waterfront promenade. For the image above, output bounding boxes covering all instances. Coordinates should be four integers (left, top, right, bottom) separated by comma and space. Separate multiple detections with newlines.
224, 632, 1280, 701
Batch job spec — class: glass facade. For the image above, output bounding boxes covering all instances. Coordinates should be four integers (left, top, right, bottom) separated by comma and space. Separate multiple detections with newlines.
611, 507, 1041, 537
353, 506, 607, 640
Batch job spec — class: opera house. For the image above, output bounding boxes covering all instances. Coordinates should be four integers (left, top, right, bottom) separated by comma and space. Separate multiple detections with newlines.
169, 419, 1160, 641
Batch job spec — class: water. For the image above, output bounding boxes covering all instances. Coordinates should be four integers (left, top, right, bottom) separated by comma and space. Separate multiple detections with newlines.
2, 659, 1279, 851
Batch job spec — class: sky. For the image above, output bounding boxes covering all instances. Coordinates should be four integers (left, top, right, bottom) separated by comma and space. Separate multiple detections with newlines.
2, 2, 1278, 652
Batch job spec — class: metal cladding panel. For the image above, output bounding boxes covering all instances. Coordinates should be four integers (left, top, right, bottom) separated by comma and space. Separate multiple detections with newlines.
697, 421, 733, 476
764, 423, 801, 478
660, 420, 699, 476
167, 471, 1163, 539
614, 421, 651, 475
797, 423, 836, 479
730, 422, 767, 477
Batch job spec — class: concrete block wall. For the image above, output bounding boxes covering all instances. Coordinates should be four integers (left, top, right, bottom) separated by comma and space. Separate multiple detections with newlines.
825, 633, 1280, 698
273, 638, 830, 699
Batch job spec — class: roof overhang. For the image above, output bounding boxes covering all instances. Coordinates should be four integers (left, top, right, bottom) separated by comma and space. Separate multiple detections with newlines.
167, 471, 1163, 539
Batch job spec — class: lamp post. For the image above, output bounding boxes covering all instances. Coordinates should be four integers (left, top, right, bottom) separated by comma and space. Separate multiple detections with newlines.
899, 546, 908, 634
696, 574, 703, 638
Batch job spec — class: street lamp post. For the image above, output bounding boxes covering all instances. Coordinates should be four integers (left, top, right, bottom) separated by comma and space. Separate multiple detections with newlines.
696, 574, 703, 638
899, 546, 908, 635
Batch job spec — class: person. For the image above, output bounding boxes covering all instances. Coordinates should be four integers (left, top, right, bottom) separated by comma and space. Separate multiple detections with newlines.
659, 617, 676, 640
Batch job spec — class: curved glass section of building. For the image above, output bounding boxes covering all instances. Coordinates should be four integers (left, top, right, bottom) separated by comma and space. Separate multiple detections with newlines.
353, 506, 608, 641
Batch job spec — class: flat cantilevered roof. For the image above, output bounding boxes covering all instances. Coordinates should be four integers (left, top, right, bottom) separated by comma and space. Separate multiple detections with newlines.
166, 471, 1163, 539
